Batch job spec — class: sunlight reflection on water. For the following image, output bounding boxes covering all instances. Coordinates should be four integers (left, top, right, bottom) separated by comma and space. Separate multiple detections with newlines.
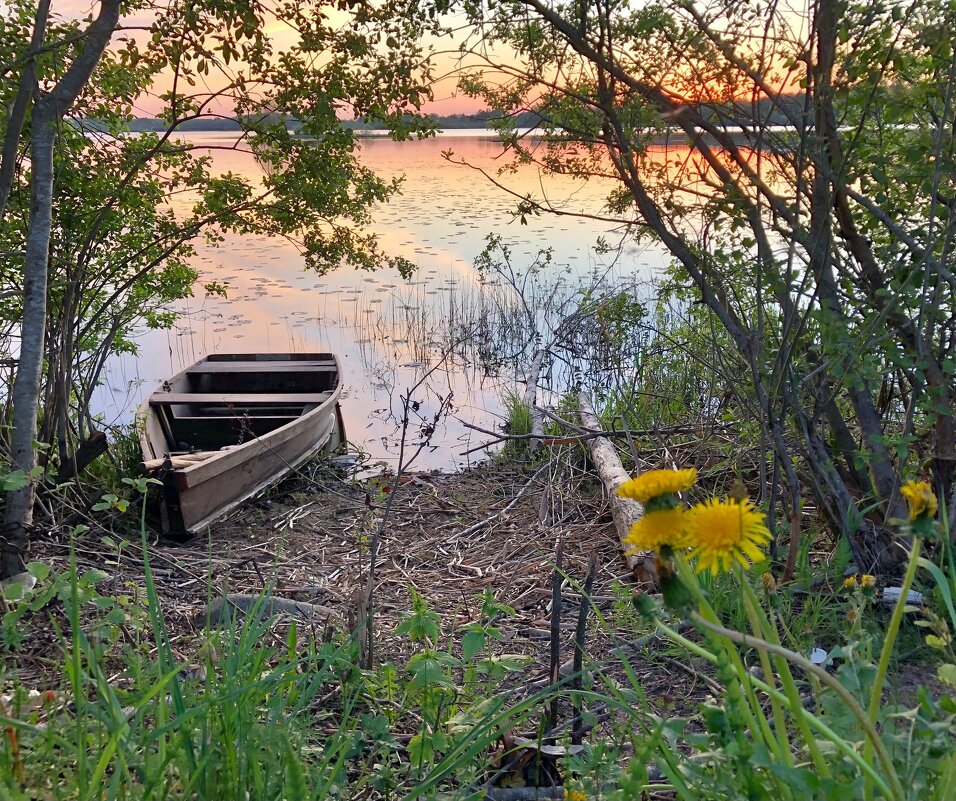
96, 131, 670, 469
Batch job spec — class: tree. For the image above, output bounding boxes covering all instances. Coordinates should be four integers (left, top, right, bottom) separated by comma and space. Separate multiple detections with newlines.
0, 0, 439, 576
456, 0, 955, 569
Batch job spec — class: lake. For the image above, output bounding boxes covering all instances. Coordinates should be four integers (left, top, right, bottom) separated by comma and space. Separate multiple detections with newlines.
96, 131, 672, 469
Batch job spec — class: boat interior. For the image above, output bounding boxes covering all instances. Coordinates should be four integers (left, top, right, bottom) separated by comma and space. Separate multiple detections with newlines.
147, 354, 338, 453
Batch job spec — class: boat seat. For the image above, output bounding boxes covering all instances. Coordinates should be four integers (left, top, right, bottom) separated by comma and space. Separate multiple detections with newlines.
149, 392, 333, 405
186, 362, 337, 374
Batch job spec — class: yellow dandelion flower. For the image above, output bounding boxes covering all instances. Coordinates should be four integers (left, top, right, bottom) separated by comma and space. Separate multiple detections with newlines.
860, 574, 877, 589
617, 468, 698, 503
901, 480, 938, 521
625, 507, 690, 553
685, 498, 771, 575
843, 575, 858, 590
564, 790, 586, 801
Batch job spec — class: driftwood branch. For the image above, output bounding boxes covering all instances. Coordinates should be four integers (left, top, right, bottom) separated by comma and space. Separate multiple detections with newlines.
200, 593, 343, 627
57, 430, 108, 482
578, 392, 656, 586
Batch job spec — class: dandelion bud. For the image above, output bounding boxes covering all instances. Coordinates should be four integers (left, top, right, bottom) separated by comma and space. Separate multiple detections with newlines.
847, 608, 859, 624
730, 478, 749, 502
761, 572, 777, 595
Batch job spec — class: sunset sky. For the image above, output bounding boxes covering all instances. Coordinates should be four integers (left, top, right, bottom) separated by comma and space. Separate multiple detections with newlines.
49, 0, 802, 119
51, 0, 491, 117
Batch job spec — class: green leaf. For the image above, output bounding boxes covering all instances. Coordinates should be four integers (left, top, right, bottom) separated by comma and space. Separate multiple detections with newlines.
2, 470, 30, 491
461, 630, 485, 661
81, 569, 111, 585
106, 608, 127, 626
2, 582, 24, 601
395, 587, 442, 645
939, 663, 956, 687
406, 651, 457, 693
407, 732, 434, 765
26, 562, 50, 582
920, 557, 956, 631
282, 733, 309, 800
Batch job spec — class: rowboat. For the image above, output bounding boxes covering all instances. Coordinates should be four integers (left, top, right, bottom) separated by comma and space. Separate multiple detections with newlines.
138, 353, 345, 540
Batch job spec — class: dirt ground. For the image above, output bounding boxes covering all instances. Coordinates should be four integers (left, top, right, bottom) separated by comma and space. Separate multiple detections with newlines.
13, 455, 707, 718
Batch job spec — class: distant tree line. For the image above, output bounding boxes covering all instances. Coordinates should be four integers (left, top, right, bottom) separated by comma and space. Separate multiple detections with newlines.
112, 96, 805, 134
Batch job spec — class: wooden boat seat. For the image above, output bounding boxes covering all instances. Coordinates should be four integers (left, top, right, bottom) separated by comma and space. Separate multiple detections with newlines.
149, 392, 333, 406
186, 362, 337, 374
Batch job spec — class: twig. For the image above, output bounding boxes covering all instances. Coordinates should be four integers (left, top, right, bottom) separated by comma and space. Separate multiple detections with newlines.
459, 420, 734, 455
571, 554, 597, 745
450, 461, 554, 539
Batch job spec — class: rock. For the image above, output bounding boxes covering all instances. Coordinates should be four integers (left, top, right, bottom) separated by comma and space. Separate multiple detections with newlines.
0, 571, 38, 600
200, 593, 343, 628
882, 587, 924, 606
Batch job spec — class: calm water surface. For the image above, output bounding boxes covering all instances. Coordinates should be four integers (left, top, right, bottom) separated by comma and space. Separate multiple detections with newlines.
98, 131, 671, 469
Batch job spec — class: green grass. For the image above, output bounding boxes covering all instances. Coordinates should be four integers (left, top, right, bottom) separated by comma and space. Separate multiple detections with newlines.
498, 388, 534, 460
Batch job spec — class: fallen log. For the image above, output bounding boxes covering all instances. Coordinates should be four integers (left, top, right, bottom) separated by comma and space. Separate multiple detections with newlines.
578, 392, 657, 586
57, 430, 109, 482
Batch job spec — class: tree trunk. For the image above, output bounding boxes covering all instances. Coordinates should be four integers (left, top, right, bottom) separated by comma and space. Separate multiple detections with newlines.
1, 0, 122, 578
2, 102, 56, 578
523, 349, 546, 453
0, 0, 50, 221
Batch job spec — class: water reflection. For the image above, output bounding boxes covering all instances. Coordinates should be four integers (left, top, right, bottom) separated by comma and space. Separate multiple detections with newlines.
96, 132, 671, 469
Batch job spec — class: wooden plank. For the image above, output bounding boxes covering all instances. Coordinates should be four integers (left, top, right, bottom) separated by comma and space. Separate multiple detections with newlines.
206, 353, 334, 362
141, 451, 219, 471
149, 392, 333, 405
187, 361, 337, 374
173, 414, 299, 422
